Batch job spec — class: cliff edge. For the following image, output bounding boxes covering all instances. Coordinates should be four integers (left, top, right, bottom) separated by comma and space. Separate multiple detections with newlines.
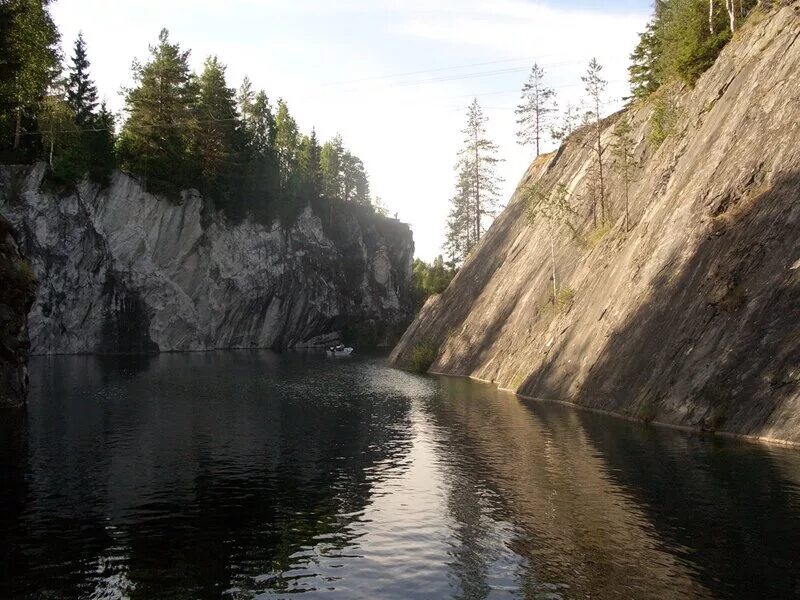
0, 166, 414, 354
391, 5, 800, 443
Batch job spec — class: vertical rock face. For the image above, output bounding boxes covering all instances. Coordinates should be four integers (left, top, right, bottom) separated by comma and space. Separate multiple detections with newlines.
0, 165, 414, 354
391, 5, 800, 443
0, 214, 35, 407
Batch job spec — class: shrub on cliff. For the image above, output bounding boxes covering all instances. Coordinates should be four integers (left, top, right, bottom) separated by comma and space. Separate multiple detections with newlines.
409, 342, 438, 374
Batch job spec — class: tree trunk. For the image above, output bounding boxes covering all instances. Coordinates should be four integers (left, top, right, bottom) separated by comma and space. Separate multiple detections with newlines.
474, 133, 481, 244
14, 106, 22, 150
595, 96, 605, 225
550, 232, 557, 306
709, 0, 715, 35
726, 0, 736, 32
624, 161, 630, 232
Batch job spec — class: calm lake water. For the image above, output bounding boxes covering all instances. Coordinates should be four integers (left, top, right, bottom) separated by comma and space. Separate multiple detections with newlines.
1, 352, 800, 599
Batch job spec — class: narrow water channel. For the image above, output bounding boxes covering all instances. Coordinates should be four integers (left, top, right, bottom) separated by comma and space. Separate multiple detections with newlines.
1, 351, 799, 599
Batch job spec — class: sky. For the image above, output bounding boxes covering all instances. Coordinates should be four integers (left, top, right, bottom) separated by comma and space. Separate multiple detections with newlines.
51, 0, 651, 260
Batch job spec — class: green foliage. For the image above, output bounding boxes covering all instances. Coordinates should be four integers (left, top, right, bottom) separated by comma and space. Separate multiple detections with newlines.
66, 32, 97, 125
639, 399, 659, 423
118, 29, 198, 196
0, 0, 60, 162
0, 17, 381, 227
446, 99, 503, 268
192, 55, 243, 202
411, 255, 455, 311
409, 341, 439, 374
515, 62, 557, 156
612, 116, 636, 231
629, 0, 758, 98
648, 90, 679, 147
556, 287, 576, 311
586, 223, 612, 247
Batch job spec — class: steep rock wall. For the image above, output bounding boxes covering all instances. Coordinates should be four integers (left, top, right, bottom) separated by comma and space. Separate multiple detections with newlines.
0, 165, 413, 354
391, 5, 800, 443
0, 215, 35, 406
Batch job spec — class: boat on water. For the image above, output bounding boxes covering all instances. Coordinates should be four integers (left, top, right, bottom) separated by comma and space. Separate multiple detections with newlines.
327, 344, 354, 357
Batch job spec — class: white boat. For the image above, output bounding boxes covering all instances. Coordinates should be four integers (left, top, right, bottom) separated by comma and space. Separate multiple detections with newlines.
327, 345, 354, 356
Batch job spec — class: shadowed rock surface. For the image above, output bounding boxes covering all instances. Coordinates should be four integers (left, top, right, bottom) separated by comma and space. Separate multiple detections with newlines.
391, 4, 800, 443
0, 215, 35, 407
0, 166, 414, 354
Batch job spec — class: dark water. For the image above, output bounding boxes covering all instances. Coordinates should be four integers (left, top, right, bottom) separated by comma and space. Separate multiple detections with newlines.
2, 353, 800, 599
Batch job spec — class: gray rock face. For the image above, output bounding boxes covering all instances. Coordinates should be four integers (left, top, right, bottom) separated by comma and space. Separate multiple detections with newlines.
391, 5, 800, 444
0, 213, 35, 407
0, 165, 413, 354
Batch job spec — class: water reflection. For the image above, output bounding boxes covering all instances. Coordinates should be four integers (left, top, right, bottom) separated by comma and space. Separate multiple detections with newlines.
0, 353, 799, 599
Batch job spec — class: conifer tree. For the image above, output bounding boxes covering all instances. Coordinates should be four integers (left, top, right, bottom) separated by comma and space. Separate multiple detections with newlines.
320, 135, 344, 201
612, 116, 636, 232
118, 28, 197, 193
526, 183, 579, 306
193, 55, 241, 198
84, 102, 116, 184
0, 0, 60, 157
582, 58, 607, 226
294, 129, 322, 201
457, 98, 503, 245
66, 32, 98, 125
342, 151, 370, 205
444, 169, 473, 267
515, 63, 557, 156
550, 102, 580, 144
274, 99, 299, 193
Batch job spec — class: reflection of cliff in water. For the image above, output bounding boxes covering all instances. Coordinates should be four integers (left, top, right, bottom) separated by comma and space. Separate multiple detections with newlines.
424, 377, 800, 599
1, 352, 414, 599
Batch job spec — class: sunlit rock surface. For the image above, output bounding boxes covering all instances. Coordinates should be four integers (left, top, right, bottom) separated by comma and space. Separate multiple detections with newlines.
391, 5, 800, 443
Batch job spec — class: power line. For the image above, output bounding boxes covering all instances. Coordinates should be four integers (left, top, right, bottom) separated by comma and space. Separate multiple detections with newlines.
319, 54, 557, 87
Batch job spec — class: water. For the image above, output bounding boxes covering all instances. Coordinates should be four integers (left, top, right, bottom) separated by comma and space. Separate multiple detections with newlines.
1, 352, 800, 599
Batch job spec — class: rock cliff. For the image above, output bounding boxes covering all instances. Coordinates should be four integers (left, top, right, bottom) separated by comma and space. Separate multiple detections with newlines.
391, 5, 800, 443
0, 165, 413, 354
0, 214, 35, 407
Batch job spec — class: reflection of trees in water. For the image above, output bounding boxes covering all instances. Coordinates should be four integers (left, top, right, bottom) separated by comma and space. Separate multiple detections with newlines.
423, 377, 714, 599
1, 353, 414, 599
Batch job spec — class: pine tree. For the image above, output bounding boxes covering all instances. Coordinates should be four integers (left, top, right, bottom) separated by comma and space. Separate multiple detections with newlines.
274, 99, 299, 194
66, 32, 98, 125
550, 102, 580, 144
515, 63, 557, 156
629, 17, 662, 100
84, 102, 115, 184
582, 58, 607, 227
457, 98, 503, 245
193, 55, 241, 198
444, 169, 473, 267
320, 135, 343, 201
118, 28, 197, 193
0, 0, 60, 158
294, 128, 322, 201
612, 116, 636, 231
342, 151, 370, 205
526, 183, 579, 306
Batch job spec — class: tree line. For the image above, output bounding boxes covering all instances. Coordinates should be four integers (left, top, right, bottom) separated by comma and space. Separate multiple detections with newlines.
0, 1, 376, 225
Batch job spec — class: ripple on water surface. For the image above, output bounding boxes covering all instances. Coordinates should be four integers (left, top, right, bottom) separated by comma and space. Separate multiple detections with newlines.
1, 352, 800, 599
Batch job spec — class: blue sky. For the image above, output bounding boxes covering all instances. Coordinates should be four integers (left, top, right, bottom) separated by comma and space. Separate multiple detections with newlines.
52, 0, 652, 260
